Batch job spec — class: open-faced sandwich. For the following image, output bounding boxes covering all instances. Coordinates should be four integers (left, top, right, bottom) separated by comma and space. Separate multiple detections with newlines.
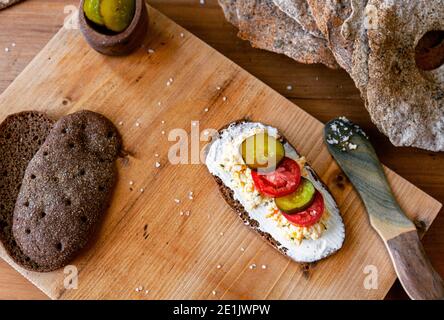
206, 120, 345, 263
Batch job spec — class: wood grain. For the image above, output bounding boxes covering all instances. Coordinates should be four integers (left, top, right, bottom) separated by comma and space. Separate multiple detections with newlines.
387, 231, 444, 300
0, 0, 443, 300
0, 5, 441, 300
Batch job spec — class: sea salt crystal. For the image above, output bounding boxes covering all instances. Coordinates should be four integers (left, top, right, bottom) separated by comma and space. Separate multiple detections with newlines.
249, 264, 257, 270
286, 85, 293, 91
348, 143, 357, 150
148, 49, 155, 54
326, 137, 339, 145
155, 161, 161, 168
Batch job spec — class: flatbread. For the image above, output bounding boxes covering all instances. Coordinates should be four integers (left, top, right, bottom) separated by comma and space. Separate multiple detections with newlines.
306, 0, 354, 72
13, 110, 122, 271
344, 0, 371, 98
235, 0, 339, 68
218, 0, 239, 27
365, 0, 444, 151
272, 0, 324, 39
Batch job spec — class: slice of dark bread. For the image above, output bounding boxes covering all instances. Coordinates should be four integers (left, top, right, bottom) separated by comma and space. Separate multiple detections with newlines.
207, 120, 344, 263
12, 110, 122, 272
0, 111, 54, 271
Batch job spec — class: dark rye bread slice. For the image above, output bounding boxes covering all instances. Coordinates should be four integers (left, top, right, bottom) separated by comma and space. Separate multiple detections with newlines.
12, 110, 122, 272
0, 111, 54, 271
207, 120, 344, 262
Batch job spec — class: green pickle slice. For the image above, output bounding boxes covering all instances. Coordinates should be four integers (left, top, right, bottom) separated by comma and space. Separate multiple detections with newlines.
275, 178, 316, 213
83, 0, 105, 26
100, 0, 136, 32
241, 133, 285, 170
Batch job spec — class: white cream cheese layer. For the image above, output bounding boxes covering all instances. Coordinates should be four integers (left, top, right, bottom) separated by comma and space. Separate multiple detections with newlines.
206, 122, 345, 262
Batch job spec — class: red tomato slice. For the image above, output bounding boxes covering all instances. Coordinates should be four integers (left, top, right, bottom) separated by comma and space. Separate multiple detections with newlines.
251, 157, 301, 197
281, 192, 325, 227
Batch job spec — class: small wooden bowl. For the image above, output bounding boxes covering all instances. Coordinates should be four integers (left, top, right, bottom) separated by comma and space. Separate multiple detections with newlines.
79, 0, 148, 56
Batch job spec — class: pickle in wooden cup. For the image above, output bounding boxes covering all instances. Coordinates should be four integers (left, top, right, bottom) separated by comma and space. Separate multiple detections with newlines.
83, 0, 105, 26
100, 0, 136, 32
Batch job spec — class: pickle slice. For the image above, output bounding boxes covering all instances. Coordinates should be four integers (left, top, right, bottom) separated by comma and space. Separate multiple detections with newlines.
83, 0, 105, 26
100, 0, 136, 33
275, 178, 316, 213
241, 133, 285, 170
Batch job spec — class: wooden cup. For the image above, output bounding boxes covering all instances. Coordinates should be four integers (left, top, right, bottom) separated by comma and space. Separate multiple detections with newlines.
79, 0, 149, 56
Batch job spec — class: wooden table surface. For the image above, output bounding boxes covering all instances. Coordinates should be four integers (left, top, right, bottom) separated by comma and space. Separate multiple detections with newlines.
0, 0, 443, 300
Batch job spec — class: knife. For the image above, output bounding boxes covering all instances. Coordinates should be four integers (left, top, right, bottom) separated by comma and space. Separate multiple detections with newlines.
324, 117, 444, 300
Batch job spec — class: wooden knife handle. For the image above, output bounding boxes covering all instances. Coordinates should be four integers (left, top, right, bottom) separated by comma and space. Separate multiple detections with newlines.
386, 230, 444, 300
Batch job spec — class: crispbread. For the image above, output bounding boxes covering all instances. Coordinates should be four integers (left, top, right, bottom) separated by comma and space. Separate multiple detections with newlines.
218, 0, 239, 27
365, 0, 444, 151
12, 110, 122, 271
306, 0, 354, 72
0, 111, 54, 271
272, 0, 324, 39
235, 0, 338, 68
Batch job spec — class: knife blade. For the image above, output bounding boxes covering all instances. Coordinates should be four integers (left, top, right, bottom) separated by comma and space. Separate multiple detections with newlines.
324, 117, 444, 300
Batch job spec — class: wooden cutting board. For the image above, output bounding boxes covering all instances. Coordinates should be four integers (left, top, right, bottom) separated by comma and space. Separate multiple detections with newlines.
0, 5, 441, 300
